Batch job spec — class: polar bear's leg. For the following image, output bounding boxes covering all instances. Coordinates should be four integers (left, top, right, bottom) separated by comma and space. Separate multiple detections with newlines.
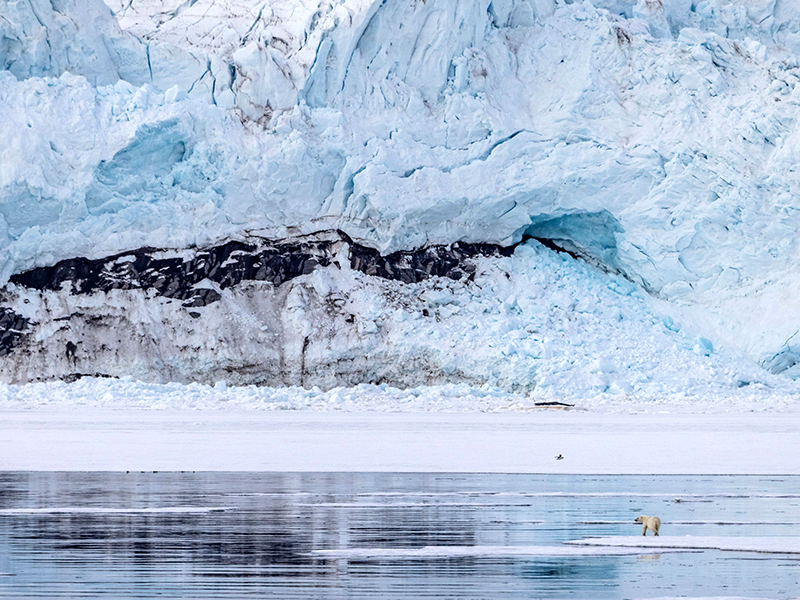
642, 524, 647, 536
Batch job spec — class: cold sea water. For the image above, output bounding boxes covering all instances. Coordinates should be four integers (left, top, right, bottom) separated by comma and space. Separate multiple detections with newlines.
0, 472, 799, 599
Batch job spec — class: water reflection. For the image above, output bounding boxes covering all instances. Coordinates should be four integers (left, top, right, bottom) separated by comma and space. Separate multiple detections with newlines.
0, 473, 799, 598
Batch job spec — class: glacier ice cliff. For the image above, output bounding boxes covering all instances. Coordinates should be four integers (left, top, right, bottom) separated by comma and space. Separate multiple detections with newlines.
2, 0, 800, 393
5, 233, 791, 401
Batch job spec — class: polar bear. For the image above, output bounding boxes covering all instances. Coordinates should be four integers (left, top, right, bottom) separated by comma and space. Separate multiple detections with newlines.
635, 515, 661, 536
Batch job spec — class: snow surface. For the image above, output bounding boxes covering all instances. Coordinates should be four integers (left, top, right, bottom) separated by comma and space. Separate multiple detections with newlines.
0, 507, 234, 514
2, 409, 799, 472
310, 545, 695, 558
4, 0, 800, 379
640, 598, 774, 600
567, 535, 800, 554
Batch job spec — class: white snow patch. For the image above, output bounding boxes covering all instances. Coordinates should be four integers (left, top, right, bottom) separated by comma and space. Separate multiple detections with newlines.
639, 597, 774, 600
1, 409, 799, 473
0, 507, 236, 515
310, 545, 696, 559
567, 536, 800, 555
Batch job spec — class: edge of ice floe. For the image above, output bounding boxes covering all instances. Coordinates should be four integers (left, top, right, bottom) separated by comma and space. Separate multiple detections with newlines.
566, 536, 800, 554
0, 506, 236, 515
310, 545, 697, 559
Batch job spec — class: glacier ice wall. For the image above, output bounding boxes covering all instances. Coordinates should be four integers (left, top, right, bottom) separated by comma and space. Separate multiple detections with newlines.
5, 234, 790, 401
2, 0, 800, 379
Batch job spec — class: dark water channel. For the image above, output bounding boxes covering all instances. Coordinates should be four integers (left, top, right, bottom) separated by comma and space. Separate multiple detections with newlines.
1, 473, 799, 598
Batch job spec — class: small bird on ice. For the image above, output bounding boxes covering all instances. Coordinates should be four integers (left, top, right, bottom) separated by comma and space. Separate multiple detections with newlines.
555, 454, 564, 460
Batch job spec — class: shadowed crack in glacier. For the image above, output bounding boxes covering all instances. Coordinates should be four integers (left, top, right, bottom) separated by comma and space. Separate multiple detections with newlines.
762, 332, 800, 379
525, 211, 624, 274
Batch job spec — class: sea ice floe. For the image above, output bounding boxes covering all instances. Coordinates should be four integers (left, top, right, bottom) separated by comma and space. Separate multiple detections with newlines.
310, 544, 696, 559
567, 536, 800, 554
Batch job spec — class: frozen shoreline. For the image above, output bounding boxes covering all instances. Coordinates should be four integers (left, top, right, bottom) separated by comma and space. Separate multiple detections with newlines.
1, 377, 798, 414
2, 408, 799, 474
2, 377, 798, 473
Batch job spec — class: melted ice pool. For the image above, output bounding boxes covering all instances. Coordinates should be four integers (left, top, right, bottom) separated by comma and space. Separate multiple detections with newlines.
0, 473, 799, 598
